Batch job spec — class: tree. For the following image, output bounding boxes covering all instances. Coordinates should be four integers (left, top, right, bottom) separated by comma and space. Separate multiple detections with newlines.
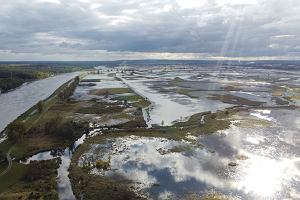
0, 151, 6, 163
7, 121, 26, 143
37, 101, 44, 112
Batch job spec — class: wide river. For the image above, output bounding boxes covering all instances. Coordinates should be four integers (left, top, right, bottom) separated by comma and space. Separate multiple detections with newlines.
0, 72, 80, 134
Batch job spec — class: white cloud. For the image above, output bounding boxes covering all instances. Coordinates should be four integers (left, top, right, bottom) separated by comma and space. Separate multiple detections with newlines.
36, 0, 61, 4
176, 0, 207, 9
0, 0, 299, 60
217, 0, 258, 6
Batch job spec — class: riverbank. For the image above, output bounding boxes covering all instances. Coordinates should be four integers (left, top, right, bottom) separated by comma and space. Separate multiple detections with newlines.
0, 72, 83, 133
0, 75, 87, 197
0, 71, 151, 198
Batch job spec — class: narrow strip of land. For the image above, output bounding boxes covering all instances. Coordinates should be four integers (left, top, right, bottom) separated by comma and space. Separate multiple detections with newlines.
0, 148, 12, 177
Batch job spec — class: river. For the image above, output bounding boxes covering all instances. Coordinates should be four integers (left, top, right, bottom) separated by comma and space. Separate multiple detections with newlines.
0, 72, 81, 134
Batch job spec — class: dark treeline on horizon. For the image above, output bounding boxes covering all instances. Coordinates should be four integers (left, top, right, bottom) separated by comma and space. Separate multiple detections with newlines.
1, 60, 300, 70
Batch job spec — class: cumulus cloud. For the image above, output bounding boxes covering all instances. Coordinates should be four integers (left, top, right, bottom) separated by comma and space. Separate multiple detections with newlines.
0, 0, 299, 60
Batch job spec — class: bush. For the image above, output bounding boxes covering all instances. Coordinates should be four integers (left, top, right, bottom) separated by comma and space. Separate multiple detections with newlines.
37, 101, 44, 112
95, 160, 110, 170
44, 116, 63, 135
45, 117, 88, 141
7, 121, 26, 143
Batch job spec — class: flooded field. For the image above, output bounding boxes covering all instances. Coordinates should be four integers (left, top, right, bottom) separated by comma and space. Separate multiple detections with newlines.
5, 65, 299, 200
67, 66, 299, 200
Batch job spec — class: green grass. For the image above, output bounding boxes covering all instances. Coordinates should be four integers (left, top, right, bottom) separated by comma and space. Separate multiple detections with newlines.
0, 78, 79, 160
10, 143, 28, 160
0, 159, 59, 199
0, 162, 28, 193
0, 163, 6, 172
76, 103, 125, 114
0, 140, 12, 154
11, 78, 75, 131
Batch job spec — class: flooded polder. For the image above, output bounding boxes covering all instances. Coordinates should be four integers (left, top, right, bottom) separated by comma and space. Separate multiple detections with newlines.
67, 66, 300, 200
5, 65, 299, 200
76, 109, 300, 200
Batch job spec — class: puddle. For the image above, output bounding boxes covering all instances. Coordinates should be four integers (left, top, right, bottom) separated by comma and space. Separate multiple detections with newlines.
21, 151, 59, 164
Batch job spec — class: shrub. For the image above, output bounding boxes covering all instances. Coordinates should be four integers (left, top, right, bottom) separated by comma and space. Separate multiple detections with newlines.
37, 101, 44, 112
7, 121, 26, 143
95, 159, 110, 170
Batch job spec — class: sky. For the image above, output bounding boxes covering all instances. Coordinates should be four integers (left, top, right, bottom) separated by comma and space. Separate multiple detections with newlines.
0, 0, 300, 61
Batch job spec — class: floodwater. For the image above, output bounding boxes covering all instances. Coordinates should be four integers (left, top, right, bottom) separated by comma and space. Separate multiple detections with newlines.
22, 133, 88, 200
79, 108, 300, 200
119, 76, 231, 126
21, 151, 58, 164
56, 135, 86, 200
75, 67, 299, 199
13, 66, 300, 200
0, 72, 81, 133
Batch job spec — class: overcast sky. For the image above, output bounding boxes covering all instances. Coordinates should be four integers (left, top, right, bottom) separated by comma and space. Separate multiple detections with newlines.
0, 0, 300, 61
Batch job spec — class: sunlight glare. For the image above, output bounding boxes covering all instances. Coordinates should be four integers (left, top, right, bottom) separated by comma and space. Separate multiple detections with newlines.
238, 155, 295, 197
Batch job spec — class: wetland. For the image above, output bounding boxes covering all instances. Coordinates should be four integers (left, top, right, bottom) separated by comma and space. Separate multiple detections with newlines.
0, 64, 299, 200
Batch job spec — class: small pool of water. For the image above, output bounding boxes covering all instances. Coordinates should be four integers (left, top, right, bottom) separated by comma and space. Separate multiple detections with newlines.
21, 151, 59, 164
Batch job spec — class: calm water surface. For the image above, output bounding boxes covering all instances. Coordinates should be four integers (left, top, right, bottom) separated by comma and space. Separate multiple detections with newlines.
0, 72, 80, 133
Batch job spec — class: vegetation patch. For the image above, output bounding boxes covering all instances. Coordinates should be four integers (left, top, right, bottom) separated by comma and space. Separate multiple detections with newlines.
76, 103, 125, 115
182, 191, 232, 200
208, 94, 264, 106
0, 162, 28, 194
69, 165, 144, 200
81, 79, 101, 82
113, 94, 151, 108
95, 159, 110, 170
230, 113, 271, 128
0, 159, 59, 199
169, 145, 192, 153
272, 85, 286, 97
272, 96, 290, 105
0, 64, 81, 93
89, 88, 131, 96
169, 77, 185, 86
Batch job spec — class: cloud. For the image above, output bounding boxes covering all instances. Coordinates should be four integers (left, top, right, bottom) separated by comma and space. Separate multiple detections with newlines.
0, 0, 300, 60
